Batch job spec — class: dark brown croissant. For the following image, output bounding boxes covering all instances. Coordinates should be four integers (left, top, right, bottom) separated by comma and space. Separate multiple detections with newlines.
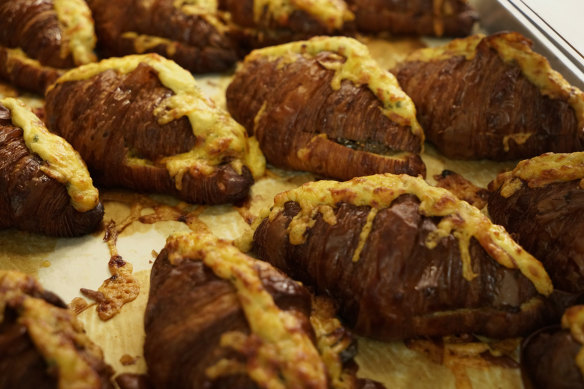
87, 0, 239, 74
144, 230, 385, 388
345, 0, 477, 37
488, 152, 584, 294
226, 36, 426, 180
0, 97, 103, 237
0, 270, 114, 389
0, 0, 96, 93
393, 32, 584, 160
45, 54, 264, 205
253, 173, 554, 340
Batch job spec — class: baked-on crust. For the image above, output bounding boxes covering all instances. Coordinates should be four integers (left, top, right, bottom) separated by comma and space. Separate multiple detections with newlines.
488, 152, 584, 294
227, 36, 426, 180
45, 54, 264, 205
393, 32, 584, 160
0, 270, 114, 389
87, 0, 239, 74
0, 98, 103, 237
144, 230, 384, 388
253, 174, 553, 340
345, 0, 477, 37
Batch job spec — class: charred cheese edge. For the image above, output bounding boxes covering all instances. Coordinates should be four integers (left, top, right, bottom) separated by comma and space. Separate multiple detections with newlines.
254, 0, 353, 31
0, 271, 104, 388
490, 152, 584, 198
50, 54, 266, 189
53, 0, 97, 65
166, 231, 328, 389
404, 32, 584, 130
561, 305, 584, 377
261, 173, 552, 296
246, 36, 424, 142
1, 97, 99, 213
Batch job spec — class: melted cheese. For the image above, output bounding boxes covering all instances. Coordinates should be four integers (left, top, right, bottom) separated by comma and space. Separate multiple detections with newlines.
561, 305, 584, 377
266, 173, 552, 295
254, 0, 353, 31
121, 32, 179, 56
172, 0, 229, 34
248, 36, 424, 141
1, 97, 99, 213
166, 231, 327, 388
53, 0, 97, 65
405, 32, 584, 130
51, 54, 265, 188
491, 152, 584, 197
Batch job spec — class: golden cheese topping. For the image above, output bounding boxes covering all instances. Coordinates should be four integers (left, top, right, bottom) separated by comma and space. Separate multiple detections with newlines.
0, 271, 105, 388
405, 32, 584, 130
166, 231, 327, 389
561, 305, 584, 377
53, 0, 97, 65
172, 0, 229, 34
51, 54, 265, 189
490, 152, 584, 198
254, 0, 353, 31
121, 32, 179, 56
1, 97, 99, 213
264, 173, 552, 295
248, 36, 424, 140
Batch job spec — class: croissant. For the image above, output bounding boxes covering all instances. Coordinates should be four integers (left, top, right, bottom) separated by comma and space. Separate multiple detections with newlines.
0, 0, 96, 93
488, 152, 584, 294
253, 173, 554, 340
393, 32, 584, 160
345, 0, 477, 37
226, 36, 426, 180
144, 230, 384, 388
87, 0, 239, 74
0, 97, 103, 236
45, 54, 264, 205
0, 270, 114, 389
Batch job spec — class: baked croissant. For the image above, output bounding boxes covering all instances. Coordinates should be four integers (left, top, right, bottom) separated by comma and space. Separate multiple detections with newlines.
0, 0, 96, 93
253, 173, 554, 340
45, 54, 264, 205
393, 32, 584, 160
345, 0, 477, 37
488, 152, 584, 294
87, 0, 239, 74
226, 36, 426, 180
0, 270, 114, 389
144, 230, 384, 388
0, 97, 103, 237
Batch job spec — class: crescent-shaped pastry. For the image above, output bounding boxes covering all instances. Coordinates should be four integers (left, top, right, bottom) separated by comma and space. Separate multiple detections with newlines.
253, 173, 553, 340
226, 36, 426, 180
45, 54, 265, 205
0, 97, 103, 237
393, 32, 584, 160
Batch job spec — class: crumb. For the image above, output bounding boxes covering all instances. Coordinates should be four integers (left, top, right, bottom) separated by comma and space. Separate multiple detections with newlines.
120, 354, 139, 366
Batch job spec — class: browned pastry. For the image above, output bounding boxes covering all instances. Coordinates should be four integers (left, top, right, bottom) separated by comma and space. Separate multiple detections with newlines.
144, 230, 385, 388
488, 152, 584, 294
393, 32, 584, 160
433, 169, 489, 209
45, 54, 265, 205
253, 173, 554, 340
0, 270, 114, 389
521, 305, 584, 389
226, 36, 426, 180
0, 97, 103, 237
345, 0, 477, 37
87, 0, 239, 74
0, 0, 96, 93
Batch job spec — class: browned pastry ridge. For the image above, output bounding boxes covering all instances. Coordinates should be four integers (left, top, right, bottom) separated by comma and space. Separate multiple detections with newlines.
87, 0, 239, 73
253, 174, 554, 340
143, 230, 384, 389
45, 54, 264, 205
345, 0, 477, 37
0, 270, 114, 389
488, 152, 584, 294
227, 36, 426, 180
393, 32, 584, 160
0, 0, 96, 93
0, 98, 103, 237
